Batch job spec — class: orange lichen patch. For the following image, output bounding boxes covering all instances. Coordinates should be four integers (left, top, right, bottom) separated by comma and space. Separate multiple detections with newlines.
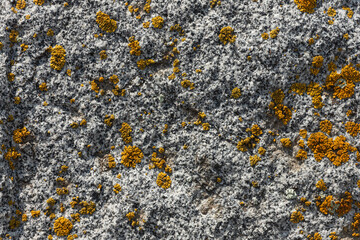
16, 0, 26, 9
152, 16, 164, 29
13, 127, 30, 143
258, 147, 266, 155
54, 217, 73, 236
108, 154, 116, 168
202, 123, 210, 131
290, 210, 304, 223
39, 82, 48, 91
320, 120, 332, 135
113, 183, 121, 194
290, 83, 306, 95
327, 7, 336, 17
325, 64, 360, 99
231, 87, 241, 98
343, 7, 354, 18
96, 11, 117, 33
210, 0, 221, 8
327, 136, 353, 166
269, 103, 292, 125
236, 136, 257, 152
9, 30, 19, 43
121, 145, 143, 168
137, 59, 155, 70
280, 138, 292, 148
156, 172, 171, 189
306, 82, 323, 109
47, 29, 54, 37
104, 114, 115, 127
316, 179, 327, 191
345, 121, 359, 137
128, 36, 141, 56
298, 139, 305, 148
251, 124, 262, 136
31, 210, 41, 218
56, 187, 69, 195
261, 32, 269, 40
294, 0, 317, 13
307, 132, 331, 162
318, 195, 333, 215
271, 89, 285, 104
310, 56, 324, 76
336, 191, 352, 217
307, 232, 322, 240
296, 149, 307, 160
219, 26, 236, 45
79, 201, 96, 215
299, 129, 307, 138
50, 45, 66, 70
269, 27, 280, 39
9, 217, 20, 229
34, 0, 45, 5
109, 75, 119, 84
119, 123, 132, 143
181, 79, 195, 89
328, 61, 336, 72
99, 50, 107, 60
249, 155, 261, 167
149, 152, 166, 169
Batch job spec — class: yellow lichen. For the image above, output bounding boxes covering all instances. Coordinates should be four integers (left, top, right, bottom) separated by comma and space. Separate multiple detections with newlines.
8, 73, 15, 82
258, 147, 266, 155
99, 50, 107, 60
156, 172, 171, 189
13, 127, 30, 143
310, 55, 324, 76
231, 87, 241, 98
249, 155, 261, 167
294, 0, 317, 14
325, 64, 360, 100
96, 11, 117, 33
316, 179, 327, 191
50, 45, 66, 71
119, 123, 132, 143
108, 154, 116, 168
152, 16, 164, 29
345, 121, 359, 137
296, 149, 307, 160
320, 120, 332, 135
104, 114, 115, 127
33, 0, 45, 5
269, 27, 280, 39
16, 0, 26, 9
327, 7, 336, 17
219, 26, 236, 45
261, 32, 269, 40
39, 82, 48, 91
280, 138, 292, 148
342, 7, 353, 18
9, 30, 19, 43
128, 36, 141, 56
290, 210, 304, 223
54, 217, 73, 236
137, 59, 155, 70
121, 145, 143, 168
290, 83, 306, 95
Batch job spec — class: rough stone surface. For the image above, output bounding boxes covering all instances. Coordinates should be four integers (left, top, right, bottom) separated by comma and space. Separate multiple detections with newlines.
1, 0, 360, 239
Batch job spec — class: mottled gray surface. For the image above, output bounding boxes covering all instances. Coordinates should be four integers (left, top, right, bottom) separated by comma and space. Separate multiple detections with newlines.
1, 0, 360, 239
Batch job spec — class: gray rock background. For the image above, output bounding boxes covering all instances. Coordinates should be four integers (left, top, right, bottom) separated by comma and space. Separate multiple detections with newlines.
1, 0, 360, 239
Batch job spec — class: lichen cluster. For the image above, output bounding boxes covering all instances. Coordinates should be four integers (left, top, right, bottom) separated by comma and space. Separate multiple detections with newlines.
96, 11, 117, 33
50, 45, 66, 71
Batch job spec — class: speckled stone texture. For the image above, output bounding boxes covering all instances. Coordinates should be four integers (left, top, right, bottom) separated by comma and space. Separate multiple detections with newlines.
2, 0, 360, 239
